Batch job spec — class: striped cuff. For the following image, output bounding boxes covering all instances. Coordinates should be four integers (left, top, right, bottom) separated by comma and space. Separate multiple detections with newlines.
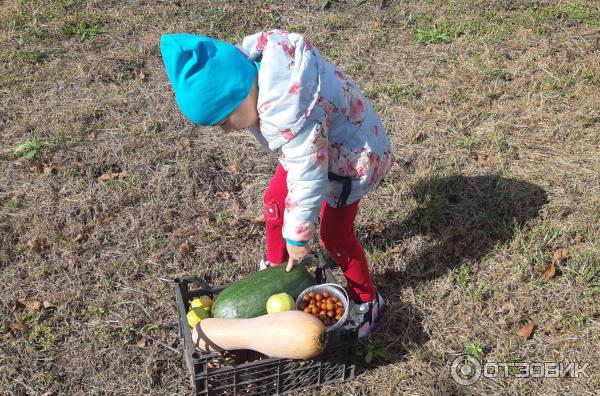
285, 238, 309, 246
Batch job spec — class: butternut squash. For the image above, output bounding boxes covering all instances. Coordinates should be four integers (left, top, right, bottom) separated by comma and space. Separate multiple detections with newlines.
192, 310, 328, 360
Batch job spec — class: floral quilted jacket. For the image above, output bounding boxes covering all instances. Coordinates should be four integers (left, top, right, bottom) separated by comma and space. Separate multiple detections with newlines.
241, 30, 394, 242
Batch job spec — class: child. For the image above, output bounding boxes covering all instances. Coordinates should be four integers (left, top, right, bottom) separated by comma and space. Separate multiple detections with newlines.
160, 30, 394, 337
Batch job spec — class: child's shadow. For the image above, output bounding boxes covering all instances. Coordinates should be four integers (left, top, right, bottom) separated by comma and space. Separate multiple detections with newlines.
356, 175, 548, 368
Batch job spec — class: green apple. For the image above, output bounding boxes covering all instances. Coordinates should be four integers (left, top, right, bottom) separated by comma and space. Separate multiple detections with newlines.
187, 307, 210, 329
190, 296, 212, 312
266, 293, 295, 314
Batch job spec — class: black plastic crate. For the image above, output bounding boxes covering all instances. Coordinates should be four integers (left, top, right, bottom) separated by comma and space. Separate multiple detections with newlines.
174, 259, 359, 396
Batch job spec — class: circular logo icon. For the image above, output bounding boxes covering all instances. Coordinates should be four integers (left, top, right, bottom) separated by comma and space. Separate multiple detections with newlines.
450, 355, 482, 385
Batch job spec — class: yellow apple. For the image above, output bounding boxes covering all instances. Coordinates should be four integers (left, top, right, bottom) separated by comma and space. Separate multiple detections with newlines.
190, 296, 212, 312
266, 293, 295, 314
187, 307, 210, 329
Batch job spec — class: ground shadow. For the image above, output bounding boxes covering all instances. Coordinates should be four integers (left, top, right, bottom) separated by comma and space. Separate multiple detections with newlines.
365, 174, 548, 283
354, 175, 547, 369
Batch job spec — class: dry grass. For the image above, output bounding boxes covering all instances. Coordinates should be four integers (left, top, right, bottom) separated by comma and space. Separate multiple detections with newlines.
1, 0, 600, 395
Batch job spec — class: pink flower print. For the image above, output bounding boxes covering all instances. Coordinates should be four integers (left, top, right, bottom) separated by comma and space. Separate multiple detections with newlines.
288, 81, 301, 94
258, 100, 273, 114
369, 152, 377, 165
256, 32, 268, 51
345, 160, 356, 176
316, 149, 327, 164
370, 164, 379, 186
324, 111, 331, 129
334, 70, 346, 80
349, 96, 366, 124
284, 196, 298, 210
274, 29, 289, 35
328, 145, 340, 165
305, 39, 312, 50
294, 224, 312, 240
373, 125, 379, 137
280, 128, 294, 140
357, 167, 367, 177
278, 41, 296, 58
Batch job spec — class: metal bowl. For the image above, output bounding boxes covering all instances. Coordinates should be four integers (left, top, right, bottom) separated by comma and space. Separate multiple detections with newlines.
295, 283, 349, 332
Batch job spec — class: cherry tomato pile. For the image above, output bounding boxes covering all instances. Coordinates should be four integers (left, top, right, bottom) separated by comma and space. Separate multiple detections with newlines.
298, 291, 344, 327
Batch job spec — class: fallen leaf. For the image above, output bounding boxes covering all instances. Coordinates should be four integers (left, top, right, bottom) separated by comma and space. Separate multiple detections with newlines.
371, 221, 386, 233
552, 248, 570, 266
371, 20, 381, 28
24, 236, 43, 253
102, 216, 113, 225
411, 131, 426, 143
571, 233, 583, 244
226, 164, 239, 173
521, 118, 534, 127
176, 139, 190, 151
29, 163, 44, 173
250, 214, 265, 224
42, 162, 60, 175
97, 171, 128, 182
42, 301, 57, 310
138, 70, 145, 80
543, 263, 556, 279
517, 322, 534, 340
136, 336, 147, 348
215, 191, 230, 200
473, 153, 488, 164
8, 323, 27, 332
72, 233, 85, 243
257, 6, 272, 13
178, 241, 190, 257
16, 299, 41, 313
424, 107, 433, 113
390, 245, 402, 254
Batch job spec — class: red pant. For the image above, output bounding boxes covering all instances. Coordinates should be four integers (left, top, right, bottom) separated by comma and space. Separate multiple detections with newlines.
264, 164, 375, 303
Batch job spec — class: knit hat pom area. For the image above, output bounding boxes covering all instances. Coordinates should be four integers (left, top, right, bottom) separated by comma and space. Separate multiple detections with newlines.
160, 34, 256, 126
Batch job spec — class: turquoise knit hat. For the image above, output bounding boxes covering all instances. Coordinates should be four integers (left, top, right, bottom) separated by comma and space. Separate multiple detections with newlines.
160, 34, 256, 126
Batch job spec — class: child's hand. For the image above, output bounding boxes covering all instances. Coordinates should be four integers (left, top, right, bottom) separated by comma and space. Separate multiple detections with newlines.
286, 243, 311, 272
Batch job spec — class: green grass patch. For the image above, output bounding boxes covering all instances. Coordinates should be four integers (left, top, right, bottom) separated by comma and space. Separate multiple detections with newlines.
465, 341, 484, 359
563, 251, 600, 288
13, 132, 69, 159
517, 4, 600, 34
358, 339, 394, 364
20, 311, 59, 352
483, 69, 513, 83
416, 23, 462, 44
414, 4, 600, 44
65, 20, 102, 41
381, 84, 422, 101
14, 133, 44, 159
14, 49, 48, 65
449, 263, 470, 289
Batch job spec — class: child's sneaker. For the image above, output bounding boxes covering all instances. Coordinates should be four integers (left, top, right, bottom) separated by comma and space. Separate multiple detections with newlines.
259, 259, 271, 270
357, 290, 386, 339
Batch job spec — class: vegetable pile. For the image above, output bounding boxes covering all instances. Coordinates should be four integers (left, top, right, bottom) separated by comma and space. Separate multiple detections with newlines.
184, 264, 357, 360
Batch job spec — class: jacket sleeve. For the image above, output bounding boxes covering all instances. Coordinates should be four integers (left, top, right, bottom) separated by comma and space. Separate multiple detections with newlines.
279, 121, 329, 242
